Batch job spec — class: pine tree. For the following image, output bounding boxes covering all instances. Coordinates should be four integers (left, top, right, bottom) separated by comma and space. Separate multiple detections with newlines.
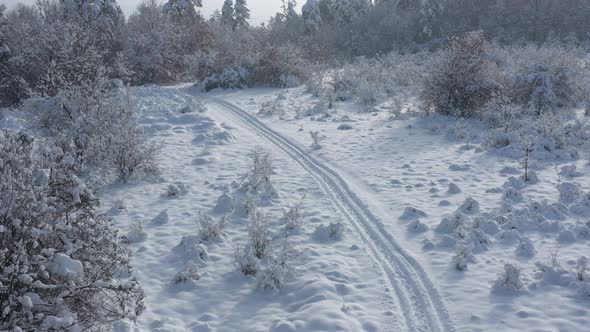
221, 0, 236, 28
302, 0, 322, 32
163, 0, 203, 16
0, 4, 8, 61
234, 0, 250, 29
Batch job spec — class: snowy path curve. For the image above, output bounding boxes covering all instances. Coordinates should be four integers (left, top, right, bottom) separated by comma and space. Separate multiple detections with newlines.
200, 95, 455, 332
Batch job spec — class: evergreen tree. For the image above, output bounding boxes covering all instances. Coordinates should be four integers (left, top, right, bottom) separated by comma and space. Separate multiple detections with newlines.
0, 4, 8, 61
302, 0, 322, 32
221, 0, 236, 28
234, 0, 250, 29
163, 0, 203, 16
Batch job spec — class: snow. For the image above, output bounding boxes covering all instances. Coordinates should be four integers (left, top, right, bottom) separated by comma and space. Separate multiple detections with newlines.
98, 86, 391, 331
207, 86, 590, 332
48, 253, 84, 278
7, 82, 587, 331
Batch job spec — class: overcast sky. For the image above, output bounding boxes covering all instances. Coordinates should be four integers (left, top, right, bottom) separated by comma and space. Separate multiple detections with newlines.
3, 0, 303, 25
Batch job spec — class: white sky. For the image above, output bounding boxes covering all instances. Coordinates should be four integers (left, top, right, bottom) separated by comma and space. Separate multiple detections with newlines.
3, 0, 304, 26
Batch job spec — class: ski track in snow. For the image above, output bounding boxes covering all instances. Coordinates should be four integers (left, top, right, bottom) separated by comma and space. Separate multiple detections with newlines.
199, 94, 455, 332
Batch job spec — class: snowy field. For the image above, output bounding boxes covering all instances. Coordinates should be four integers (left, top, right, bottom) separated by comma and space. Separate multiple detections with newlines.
69, 84, 589, 331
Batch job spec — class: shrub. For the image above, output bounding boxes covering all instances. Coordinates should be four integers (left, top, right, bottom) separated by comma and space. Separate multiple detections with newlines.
200, 66, 252, 91
0, 131, 144, 331
283, 194, 305, 231
198, 213, 228, 242
248, 209, 271, 259
312, 222, 344, 242
173, 261, 200, 284
253, 43, 307, 88
234, 245, 260, 276
422, 31, 500, 118
492, 263, 524, 291
256, 244, 293, 292
35, 73, 159, 184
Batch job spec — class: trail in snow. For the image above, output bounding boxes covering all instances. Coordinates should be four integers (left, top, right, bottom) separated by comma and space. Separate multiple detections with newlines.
200, 94, 456, 332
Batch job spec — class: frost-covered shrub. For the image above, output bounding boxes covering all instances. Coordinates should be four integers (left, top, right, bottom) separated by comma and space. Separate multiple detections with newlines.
483, 95, 520, 133
256, 244, 293, 292
36, 74, 159, 183
458, 197, 480, 215
173, 261, 200, 284
515, 237, 537, 257
198, 213, 228, 242
422, 31, 500, 118
309, 130, 324, 150
248, 209, 271, 259
452, 245, 473, 271
166, 183, 190, 197
253, 43, 307, 88
0, 131, 144, 331
313, 222, 344, 242
234, 245, 260, 276
174, 235, 209, 263
436, 212, 466, 234
126, 222, 149, 243
241, 148, 278, 203
200, 66, 252, 91
492, 264, 524, 291
283, 195, 305, 231
257, 100, 285, 117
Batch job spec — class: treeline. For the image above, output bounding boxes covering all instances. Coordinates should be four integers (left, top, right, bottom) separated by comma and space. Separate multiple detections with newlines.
1, 0, 589, 105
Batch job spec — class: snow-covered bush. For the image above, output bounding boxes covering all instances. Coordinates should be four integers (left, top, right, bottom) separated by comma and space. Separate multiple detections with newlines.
173, 260, 200, 284
235, 245, 260, 276
309, 130, 324, 150
198, 213, 228, 242
167, 183, 190, 197
253, 43, 307, 88
256, 244, 293, 292
422, 31, 500, 118
0, 131, 144, 331
452, 245, 473, 271
126, 222, 149, 243
283, 194, 305, 231
200, 66, 252, 91
240, 148, 278, 203
257, 99, 285, 117
515, 237, 537, 258
492, 264, 524, 292
313, 222, 344, 242
248, 209, 271, 259
174, 235, 209, 263
1, 0, 125, 103
35, 74, 159, 184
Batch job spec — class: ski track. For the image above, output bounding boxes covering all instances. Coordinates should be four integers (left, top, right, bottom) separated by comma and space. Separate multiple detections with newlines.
198, 93, 456, 332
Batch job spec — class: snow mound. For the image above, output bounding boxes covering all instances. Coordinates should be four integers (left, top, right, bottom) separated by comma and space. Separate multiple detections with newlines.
399, 206, 427, 220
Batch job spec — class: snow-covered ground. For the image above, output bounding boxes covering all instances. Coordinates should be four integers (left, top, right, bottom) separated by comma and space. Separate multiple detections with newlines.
101, 86, 398, 332
4, 84, 588, 332
201, 87, 590, 332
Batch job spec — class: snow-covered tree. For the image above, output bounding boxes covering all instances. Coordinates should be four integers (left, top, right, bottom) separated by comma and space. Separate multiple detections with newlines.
221, 0, 236, 28
331, 0, 370, 26
163, 0, 203, 16
0, 131, 145, 331
302, 0, 322, 32
0, 4, 9, 62
234, 0, 250, 29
